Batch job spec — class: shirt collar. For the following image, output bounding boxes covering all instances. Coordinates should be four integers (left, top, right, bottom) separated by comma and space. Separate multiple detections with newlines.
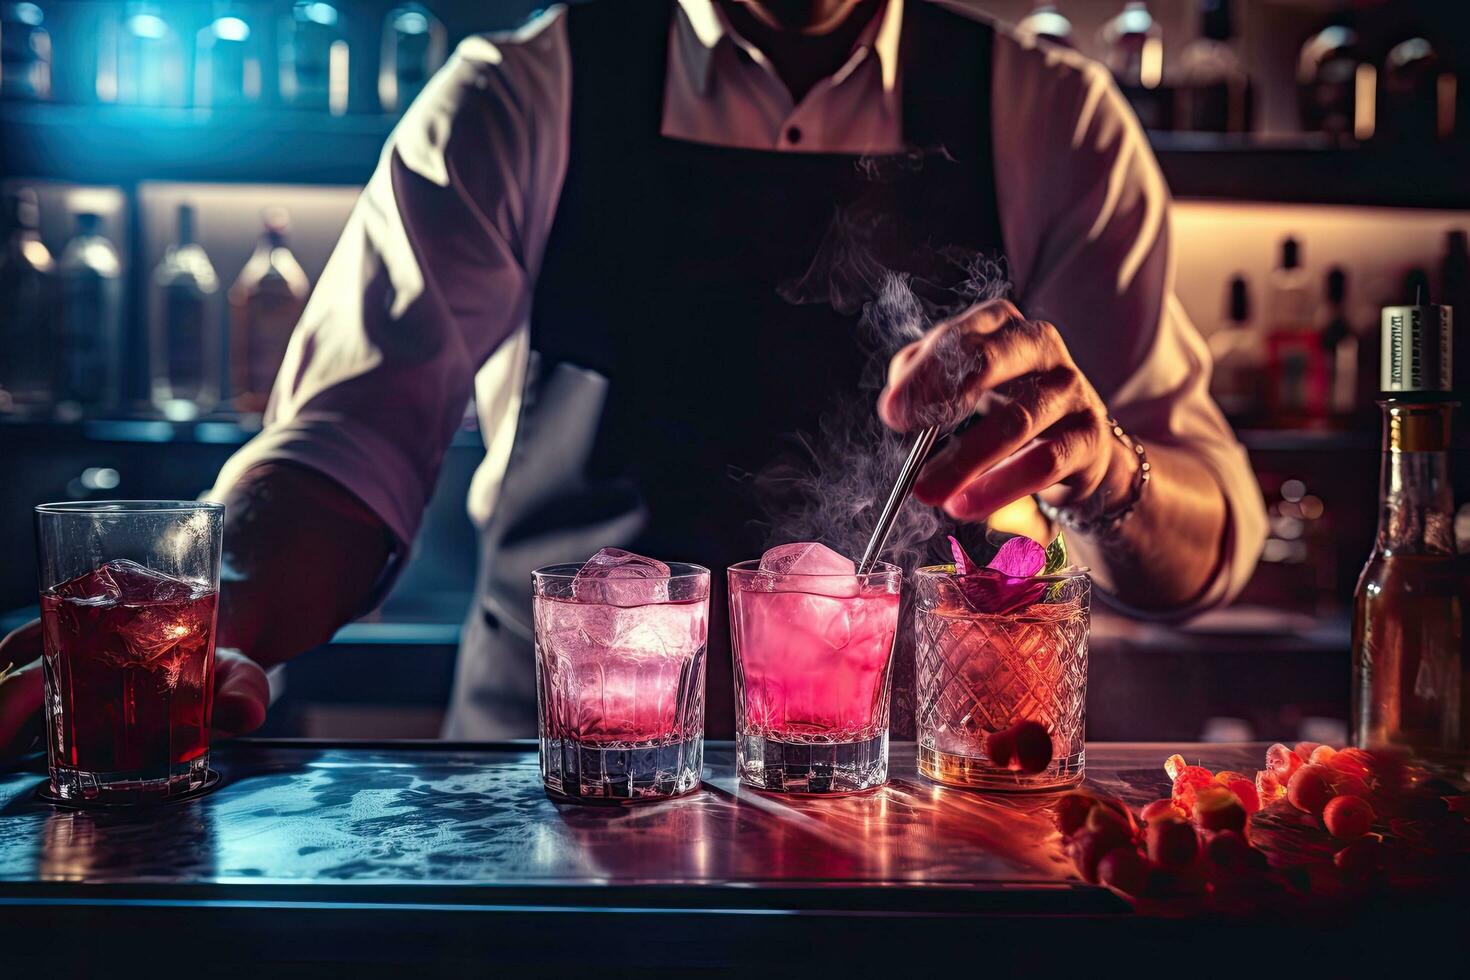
674, 0, 903, 97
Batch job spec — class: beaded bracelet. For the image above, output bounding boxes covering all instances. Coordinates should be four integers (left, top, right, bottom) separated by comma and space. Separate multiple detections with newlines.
1037, 417, 1151, 535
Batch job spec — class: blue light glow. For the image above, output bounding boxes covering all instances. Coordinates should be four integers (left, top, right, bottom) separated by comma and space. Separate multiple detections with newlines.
15, 3, 43, 26
393, 10, 429, 35
125, 13, 169, 39
211, 16, 250, 42
299, 2, 338, 27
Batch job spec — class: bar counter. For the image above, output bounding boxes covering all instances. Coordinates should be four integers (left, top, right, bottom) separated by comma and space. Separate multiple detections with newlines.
0, 741, 1462, 974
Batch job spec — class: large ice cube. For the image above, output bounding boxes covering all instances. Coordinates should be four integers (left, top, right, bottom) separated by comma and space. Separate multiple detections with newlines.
572, 547, 671, 606
52, 559, 197, 605
758, 542, 860, 598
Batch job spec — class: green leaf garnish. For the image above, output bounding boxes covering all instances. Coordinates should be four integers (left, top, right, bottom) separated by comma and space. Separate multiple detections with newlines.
1042, 531, 1068, 575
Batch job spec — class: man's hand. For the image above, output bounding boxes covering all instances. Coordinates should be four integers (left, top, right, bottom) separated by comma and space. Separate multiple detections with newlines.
878, 299, 1136, 524
0, 620, 271, 765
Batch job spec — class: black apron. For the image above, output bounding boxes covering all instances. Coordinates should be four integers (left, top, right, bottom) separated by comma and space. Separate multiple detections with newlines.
446, 0, 1006, 739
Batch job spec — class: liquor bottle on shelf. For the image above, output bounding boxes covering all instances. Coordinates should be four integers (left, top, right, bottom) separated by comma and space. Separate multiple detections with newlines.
195, 3, 261, 107
56, 212, 124, 417
1442, 231, 1468, 394
0, 0, 52, 100
1380, 36, 1451, 144
0, 187, 54, 415
1319, 267, 1357, 420
1101, 2, 1169, 130
1016, 2, 1073, 48
281, 1, 349, 115
1174, 0, 1251, 133
1352, 296, 1467, 758
117, 2, 186, 107
1297, 22, 1365, 139
150, 204, 221, 420
1264, 236, 1328, 426
229, 210, 309, 414
1207, 274, 1262, 422
379, 3, 447, 113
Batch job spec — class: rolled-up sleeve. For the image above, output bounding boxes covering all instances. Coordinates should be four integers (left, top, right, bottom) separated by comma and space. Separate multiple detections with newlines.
992, 30, 1267, 610
210, 14, 570, 549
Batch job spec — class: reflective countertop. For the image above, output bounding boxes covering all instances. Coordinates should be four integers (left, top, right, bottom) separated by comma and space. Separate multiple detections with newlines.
0, 740, 1267, 913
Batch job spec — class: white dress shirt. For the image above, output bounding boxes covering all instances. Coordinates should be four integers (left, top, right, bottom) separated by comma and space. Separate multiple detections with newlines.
211, 0, 1267, 611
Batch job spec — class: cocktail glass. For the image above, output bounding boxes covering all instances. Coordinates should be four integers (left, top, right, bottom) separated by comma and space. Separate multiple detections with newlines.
533, 557, 709, 803
727, 560, 903, 793
913, 565, 1090, 790
35, 500, 223, 802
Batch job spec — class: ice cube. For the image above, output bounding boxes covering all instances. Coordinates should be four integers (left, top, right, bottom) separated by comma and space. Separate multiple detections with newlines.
572, 547, 671, 606
758, 542, 859, 598
52, 559, 196, 605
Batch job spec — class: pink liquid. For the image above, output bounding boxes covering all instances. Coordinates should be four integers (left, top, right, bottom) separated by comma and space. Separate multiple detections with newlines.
534, 595, 707, 746
40, 560, 217, 780
730, 587, 901, 742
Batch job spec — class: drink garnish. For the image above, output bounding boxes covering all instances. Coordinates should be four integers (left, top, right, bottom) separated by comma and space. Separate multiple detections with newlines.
1043, 531, 1068, 575
947, 535, 1048, 614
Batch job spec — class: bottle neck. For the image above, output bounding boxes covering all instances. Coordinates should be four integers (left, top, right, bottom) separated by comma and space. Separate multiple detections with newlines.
1374, 400, 1457, 556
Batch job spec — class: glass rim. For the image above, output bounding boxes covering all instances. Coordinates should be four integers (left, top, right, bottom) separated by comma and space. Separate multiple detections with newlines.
913, 562, 1091, 583
533, 560, 710, 582
727, 558, 902, 579
35, 500, 224, 516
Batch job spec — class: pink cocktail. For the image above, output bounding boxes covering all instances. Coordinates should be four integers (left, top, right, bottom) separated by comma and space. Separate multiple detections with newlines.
533, 550, 709, 803
728, 544, 902, 793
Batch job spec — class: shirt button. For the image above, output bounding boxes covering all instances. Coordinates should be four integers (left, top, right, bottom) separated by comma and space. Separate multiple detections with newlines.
785, 125, 802, 145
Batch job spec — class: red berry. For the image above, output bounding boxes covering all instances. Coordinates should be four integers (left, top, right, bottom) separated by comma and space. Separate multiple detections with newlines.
1265, 743, 1304, 783
1071, 824, 1133, 883
1326, 747, 1373, 780
1334, 838, 1386, 878
1323, 795, 1374, 839
1206, 829, 1266, 872
1085, 798, 1139, 840
1146, 816, 1200, 869
1097, 847, 1149, 896
1255, 769, 1286, 805
1141, 798, 1184, 823
1225, 777, 1260, 815
1170, 766, 1215, 817
1287, 764, 1335, 815
1309, 745, 1338, 766
1294, 741, 1323, 761
985, 727, 1016, 769
1194, 786, 1248, 834
1054, 791, 1099, 837
1011, 721, 1053, 774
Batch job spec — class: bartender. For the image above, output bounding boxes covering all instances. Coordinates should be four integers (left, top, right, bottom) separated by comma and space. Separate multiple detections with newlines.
0, 0, 1265, 749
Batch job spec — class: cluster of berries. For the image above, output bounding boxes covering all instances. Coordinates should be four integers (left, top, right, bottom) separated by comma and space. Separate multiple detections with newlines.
1055, 742, 1467, 902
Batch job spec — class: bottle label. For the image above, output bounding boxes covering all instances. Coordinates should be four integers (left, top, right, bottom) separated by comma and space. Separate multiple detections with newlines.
1381, 305, 1452, 393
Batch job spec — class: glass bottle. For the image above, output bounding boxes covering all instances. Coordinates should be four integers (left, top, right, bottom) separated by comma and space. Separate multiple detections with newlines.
1101, 2, 1168, 129
1174, 0, 1252, 133
1, 1, 52, 99
1207, 274, 1262, 423
280, 1, 348, 115
1444, 231, 1469, 395
1264, 236, 1327, 425
0, 187, 54, 414
195, 2, 260, 107
1353, 300, 1467, 758
1016, 2, 1073, 49
379, 3, 446, 113
116, 2, 186, 107
56, 211, 124, 416
1380, 37, 1444, 144
229, 210, 309, 414
1319, 267, 1357, 419
1297, 23, 1364, 138
150, 203, 220, 420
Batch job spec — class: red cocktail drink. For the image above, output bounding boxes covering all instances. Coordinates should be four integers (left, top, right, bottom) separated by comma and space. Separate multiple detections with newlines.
35, 501, 224, 802
41, 560, 218, 791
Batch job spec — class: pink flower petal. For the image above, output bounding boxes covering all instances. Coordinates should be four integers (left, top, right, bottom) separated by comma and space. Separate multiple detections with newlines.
948, 535, 975, 576
986, 536, 1045, 578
